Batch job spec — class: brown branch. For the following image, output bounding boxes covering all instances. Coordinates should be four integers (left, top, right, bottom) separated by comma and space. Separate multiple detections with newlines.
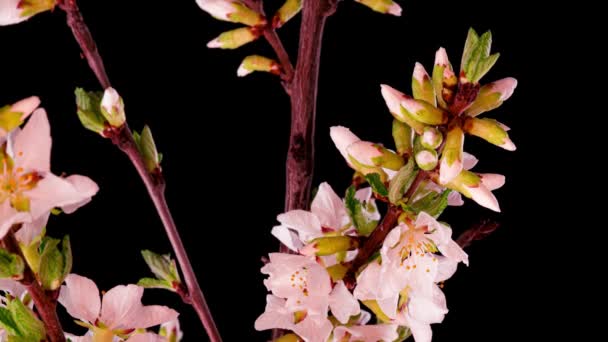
57, 0, 110, 89
343, 170, 427, 289
56, 2, 222, 341
456, 219, 500, 249
3, 228, 66, 342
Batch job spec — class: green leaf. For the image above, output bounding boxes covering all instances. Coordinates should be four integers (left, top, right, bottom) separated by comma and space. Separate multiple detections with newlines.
141, 250, 181, 283
0, 106, 24, 132
75, 88, 106, 135
137, 277, 174, 291
7, 298, 46, 341
140, 126, 160, 172
0, 307, 19, 336
460, 28, 479, 74
409, 190, 451, 218
365, 173, 388, 197
345, 186, 378, 237
38, 236, 72, 290
388, 158, 418, 204
462, 30, 499, 83
0, 248, 24, 280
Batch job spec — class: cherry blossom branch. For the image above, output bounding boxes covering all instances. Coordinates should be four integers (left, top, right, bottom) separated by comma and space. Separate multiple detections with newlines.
241, 0, 294, 85
2, 226, 66, 342
55, 1, 222, 341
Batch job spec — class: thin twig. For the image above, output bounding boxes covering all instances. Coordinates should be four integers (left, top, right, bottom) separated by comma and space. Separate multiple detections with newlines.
456, 219, 500, 249
241, 0, 294, 85
3, 227, 66, 342
56, 1, 222, 341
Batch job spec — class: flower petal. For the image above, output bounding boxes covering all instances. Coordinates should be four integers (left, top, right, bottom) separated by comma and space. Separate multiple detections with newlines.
293, 314, 333, 342
61, 175, 99, 214
254, 295, 294, 331
13, 109, 51, 172
271, 225, 303, 252
277, 210, 322, 242
311, 182, 346, 230
329, 281, 360, 324
58, 274, 101, 324
0, 202, 30, 240
26, 173, 97, 220
100, 284, 178, 330
0, 279, 27, 298
15, 211, 49, 246
330, 126, 360, 163
0, 0, 29, 26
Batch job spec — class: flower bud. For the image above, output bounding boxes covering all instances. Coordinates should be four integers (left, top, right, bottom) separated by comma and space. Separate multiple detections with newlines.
420, 126, 443, 149
207, 27, 261, 49
100, 87, 126, 127
442, 170, 500, 212
237, 55, 281, 77
400, 97, 448, 125
412, 62, 436, 106
196, 0, 266, 26
439, 125, 464, 184
0, 0, 55, 26
330, 126, 361, 163
380, 84, 426, 134
415, 149, 438, 171
466, 77, 517, 117
347, 141, 404, 171
463, 117, 516, 151
432, 47, 457, 108
355, 0, 402, 16
272, 0, 301, 28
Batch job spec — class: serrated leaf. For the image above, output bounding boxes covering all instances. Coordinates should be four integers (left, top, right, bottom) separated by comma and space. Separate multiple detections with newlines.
74, 88, 106, 135
460, 28, 479, 73
388, 158, 418, 204
0, 307, 19, 336
137, 277, 175, 291
8, 298, 45, 341
0, 248, 24, 279
345, 186, 378, 237
409, 190, 451, 218
473, 53, 500, 83
141, 250, 180, 283
365, 173, 388, 197
38, 236, 72, 290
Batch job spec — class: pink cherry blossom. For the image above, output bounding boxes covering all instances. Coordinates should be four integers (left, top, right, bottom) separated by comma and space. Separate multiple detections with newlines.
58, 274, 178, 340
0, 110, 99, 241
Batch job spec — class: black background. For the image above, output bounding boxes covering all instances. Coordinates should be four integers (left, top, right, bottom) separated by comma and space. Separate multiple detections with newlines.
0, 0, 563, 341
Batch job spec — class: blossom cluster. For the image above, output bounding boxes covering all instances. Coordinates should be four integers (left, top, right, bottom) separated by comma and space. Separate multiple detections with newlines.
255, 28, 516, 342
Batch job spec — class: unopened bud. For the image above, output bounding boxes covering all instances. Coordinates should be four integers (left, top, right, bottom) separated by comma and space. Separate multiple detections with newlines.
300, 236, 359, 256
439, 124, 464, 184
463, 117, 516, 151
237, 55, 281, 77
420, 126, 443, 149
100, 87, 126, 127
466, 77, 517, 117
355, 0, 402, 16
415, 149, 438, 171
412, 62, 436, 106
196, 0, 266, 26
207, 27, 261, 49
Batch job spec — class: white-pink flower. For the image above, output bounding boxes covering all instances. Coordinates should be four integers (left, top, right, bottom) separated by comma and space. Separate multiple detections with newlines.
255, 295, 334, 342
0, 110, 99, 241
260, 253, 359, 323
354, 212, 467, 342
271, 182, 377, 263
58, 274, 178, 340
